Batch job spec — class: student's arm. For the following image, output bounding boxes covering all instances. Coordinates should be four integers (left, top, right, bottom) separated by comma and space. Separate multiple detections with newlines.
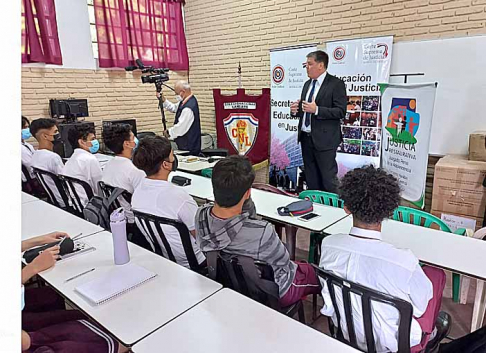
408, 264, 434, 318
130, 167, 146, 191
53, 154, 65, 174
90, 159, 103, 196
257, 223, 291, 265
21, 232, 68, 252
22, 246, 60, 284
168, 108, 195, 139
177, 198, 199, 239
163, 99, 179, 113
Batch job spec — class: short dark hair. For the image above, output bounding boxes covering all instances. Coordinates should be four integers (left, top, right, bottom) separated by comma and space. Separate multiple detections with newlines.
30, 118, 58, 138
102, 123, 132, 155
212, 155, 255, 208
307, 50, 329, 69
339, 165, 400, 224
22, 116, 30, 129
132, 135, 172, 176
68, 124, 96, 149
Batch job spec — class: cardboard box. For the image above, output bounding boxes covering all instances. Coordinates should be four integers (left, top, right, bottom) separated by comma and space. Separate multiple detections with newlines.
469, 131, 486, 162
431, 210, 484, 231
431, 155, 486, 218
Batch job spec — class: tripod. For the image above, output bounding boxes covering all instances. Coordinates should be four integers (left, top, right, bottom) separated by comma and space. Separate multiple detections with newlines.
155, 81, 176, 132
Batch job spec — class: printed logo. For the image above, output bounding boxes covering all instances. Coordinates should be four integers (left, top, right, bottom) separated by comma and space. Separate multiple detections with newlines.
333, 46, 346, 61
377, 43, 389, 58
272, 65, 285, 85
363, 43, 389, 61
386, 98, 419, 144
223, 113, 259, 155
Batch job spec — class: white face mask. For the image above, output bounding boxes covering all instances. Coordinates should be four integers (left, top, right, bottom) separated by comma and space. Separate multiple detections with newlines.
175, 94, 183, 102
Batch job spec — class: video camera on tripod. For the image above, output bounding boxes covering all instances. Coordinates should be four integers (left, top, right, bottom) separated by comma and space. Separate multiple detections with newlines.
125, 59, 170, 92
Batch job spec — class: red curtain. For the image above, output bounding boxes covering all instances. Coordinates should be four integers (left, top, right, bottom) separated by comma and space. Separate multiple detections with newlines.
94, 0, 189, 70
21, 0, 63, 65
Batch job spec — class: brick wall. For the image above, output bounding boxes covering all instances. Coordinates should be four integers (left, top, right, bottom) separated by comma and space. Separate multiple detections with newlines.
21, 68, 188, 137
184, 0, 486, 133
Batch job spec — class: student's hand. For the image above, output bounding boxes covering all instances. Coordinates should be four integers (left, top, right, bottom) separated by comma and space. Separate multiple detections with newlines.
290, 99, 300, 115
31, 245, 60, 273
38, 232, 69, 245
302, 98, 317, 114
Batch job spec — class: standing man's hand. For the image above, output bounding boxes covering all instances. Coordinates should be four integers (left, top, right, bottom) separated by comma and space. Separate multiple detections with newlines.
156, 92, 166, 102
302, 98, 317, 114
163, 130, 170, 138
290, 99, 300, 115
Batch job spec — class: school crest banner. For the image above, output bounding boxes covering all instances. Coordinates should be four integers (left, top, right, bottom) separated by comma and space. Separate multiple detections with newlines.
213, 88, 270, 164
380, 83, 437, 208
326, 36, 393, 177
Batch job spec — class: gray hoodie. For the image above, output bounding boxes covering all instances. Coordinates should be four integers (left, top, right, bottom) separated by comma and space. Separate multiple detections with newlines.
195, 204, 297, 297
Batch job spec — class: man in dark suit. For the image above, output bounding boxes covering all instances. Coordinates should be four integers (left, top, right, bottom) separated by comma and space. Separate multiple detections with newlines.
290, 50, 347, 193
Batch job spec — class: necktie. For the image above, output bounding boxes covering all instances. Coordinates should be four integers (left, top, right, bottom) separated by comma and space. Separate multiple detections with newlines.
305, 79, 317, 127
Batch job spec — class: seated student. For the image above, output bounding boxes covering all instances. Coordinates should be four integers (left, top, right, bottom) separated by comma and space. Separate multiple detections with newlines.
319, 165, 447, 353
195, 155, 321, 307
101, 124, 145, 225
30, 118, 66, 207
21, 116, 36, 183
131, 135, 205, 269
21, 233, 127, 353
62, 124, 102, 206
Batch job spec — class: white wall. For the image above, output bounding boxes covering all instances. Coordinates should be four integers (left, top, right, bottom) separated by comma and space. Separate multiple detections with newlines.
23, 0, 96, 70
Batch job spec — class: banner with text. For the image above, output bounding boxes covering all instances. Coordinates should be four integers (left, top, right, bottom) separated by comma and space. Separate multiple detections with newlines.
270, 45, 317, 186
327, 36, 393, 177
380, 83, 437, 209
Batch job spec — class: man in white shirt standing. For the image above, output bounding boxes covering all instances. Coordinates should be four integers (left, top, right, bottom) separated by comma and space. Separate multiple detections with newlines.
319, 165, 447, 353
131, 135, 206, 269
62, 124, 102, 206
157, 80, 202, 156
30, 118, 66, 207
102, 123, 145, 226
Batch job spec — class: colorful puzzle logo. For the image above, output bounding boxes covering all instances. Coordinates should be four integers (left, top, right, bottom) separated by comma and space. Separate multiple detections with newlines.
385, 98, 420, 144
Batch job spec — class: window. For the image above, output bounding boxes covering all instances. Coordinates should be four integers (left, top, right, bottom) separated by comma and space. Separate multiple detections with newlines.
87, 0, 99, 59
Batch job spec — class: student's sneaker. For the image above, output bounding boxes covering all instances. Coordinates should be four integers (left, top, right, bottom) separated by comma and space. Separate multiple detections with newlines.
425, 311, 452, 353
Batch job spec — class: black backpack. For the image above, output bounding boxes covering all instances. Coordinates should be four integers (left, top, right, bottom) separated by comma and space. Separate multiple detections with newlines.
83, 188, 125, 230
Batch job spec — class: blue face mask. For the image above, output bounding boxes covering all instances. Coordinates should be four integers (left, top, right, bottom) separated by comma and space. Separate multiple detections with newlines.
21, 128, 32, 140
134, 136, 139, 149
89, 139, 100, 154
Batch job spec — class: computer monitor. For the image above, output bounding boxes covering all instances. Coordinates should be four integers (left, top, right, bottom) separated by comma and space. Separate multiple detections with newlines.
50, 99, 89, 120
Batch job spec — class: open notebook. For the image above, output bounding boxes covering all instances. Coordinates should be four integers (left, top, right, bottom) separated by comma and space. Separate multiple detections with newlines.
75, 263, 158, 305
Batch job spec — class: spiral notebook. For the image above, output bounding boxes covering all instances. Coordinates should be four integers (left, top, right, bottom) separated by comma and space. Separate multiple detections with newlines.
75, 263, 157, 305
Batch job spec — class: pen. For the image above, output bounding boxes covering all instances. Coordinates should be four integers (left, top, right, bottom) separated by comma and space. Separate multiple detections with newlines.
64, 268, 95, 283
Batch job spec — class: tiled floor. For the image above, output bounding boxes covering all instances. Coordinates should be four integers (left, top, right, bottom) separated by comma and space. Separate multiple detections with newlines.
283, 228, 485, 341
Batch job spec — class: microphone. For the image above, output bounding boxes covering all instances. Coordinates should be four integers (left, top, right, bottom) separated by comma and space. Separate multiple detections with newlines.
136, 58, 145, 69
125, 65, 138, 71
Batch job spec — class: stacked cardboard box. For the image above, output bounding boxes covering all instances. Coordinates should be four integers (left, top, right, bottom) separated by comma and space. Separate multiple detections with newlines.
469, 131, 486, 162
431, 155, 486, 231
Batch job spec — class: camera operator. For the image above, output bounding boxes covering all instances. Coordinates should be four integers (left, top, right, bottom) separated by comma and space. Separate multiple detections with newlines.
157, 80, 201, 156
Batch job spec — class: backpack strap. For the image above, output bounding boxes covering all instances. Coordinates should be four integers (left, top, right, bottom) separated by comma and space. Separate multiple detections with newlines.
206, 250, 220, 281
106, 187, 126, 206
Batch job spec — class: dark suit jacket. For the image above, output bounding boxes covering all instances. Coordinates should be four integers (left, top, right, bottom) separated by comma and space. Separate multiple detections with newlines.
295, 73, 347, 151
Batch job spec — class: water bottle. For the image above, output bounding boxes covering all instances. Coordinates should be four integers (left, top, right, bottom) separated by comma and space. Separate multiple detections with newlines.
110, 207, 130, 265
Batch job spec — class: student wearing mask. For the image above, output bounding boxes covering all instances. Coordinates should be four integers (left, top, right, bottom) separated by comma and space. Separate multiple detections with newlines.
30, 118, 66, 206
102, 124, 145, 225
131, 135, 206, 269
319, 165, 447, 353
21, 116, 36, 182
62, 124, 102, 206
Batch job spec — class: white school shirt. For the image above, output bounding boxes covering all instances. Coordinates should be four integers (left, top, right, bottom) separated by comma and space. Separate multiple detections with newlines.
163, 97, 195, 139
21, 142, 36, 182
301, 71, 327, 133
62, 149, 102, 206
31, 149, 66, 207
131, 177, 206, 269
319, 227, 433, 353
101, 156, 146, 223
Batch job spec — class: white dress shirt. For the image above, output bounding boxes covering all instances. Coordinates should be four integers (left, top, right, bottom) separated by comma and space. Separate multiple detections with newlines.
301, 71, 327, 133
62, 149, 102, 206
319, 227, 433, 353
164, 97, 195, 139
131, 178, 206, 269
21, 142, 36, 182
31, 149, 66, 207
102, 156, 146, 223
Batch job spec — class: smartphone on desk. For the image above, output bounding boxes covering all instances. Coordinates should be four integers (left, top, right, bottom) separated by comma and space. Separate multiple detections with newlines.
299, 212, 320, 222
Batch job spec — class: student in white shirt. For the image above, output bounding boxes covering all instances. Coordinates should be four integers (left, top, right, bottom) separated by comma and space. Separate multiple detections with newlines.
21, 116, 37, 184
30, 118, 66, 207
62, 124, 102, 206
319, 165, 447, 353
102, 123, 145, 224
131, 135, 206, 269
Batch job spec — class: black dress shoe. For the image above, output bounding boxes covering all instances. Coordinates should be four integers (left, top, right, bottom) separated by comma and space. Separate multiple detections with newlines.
426, 311, 452, 353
